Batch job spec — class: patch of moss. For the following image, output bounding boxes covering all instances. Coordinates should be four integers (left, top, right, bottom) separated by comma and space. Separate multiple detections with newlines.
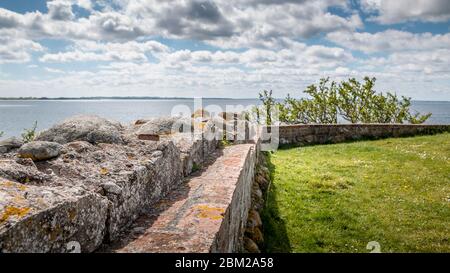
219, 139, 232, 147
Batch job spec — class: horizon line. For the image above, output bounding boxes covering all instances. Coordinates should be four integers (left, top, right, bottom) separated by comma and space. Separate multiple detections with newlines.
0, 96, 449, 102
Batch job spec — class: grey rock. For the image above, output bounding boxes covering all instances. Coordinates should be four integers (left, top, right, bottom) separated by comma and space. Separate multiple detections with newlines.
151, 150, 163, 158
243, 237, 260, 253
15, 157, 37, 168
37, 115, 123, 144
0, 159, 49, 183
101, 182, 122, 195
251, 180, 264, 212
245, 226, 264, 246
18, 141, 63, 161
0, 137, 24, 153
65, 141, 96, 154
170, 133, 204, 176
0, 179, 109, 253
137, 116, 191, 135
246, 209, 262, 229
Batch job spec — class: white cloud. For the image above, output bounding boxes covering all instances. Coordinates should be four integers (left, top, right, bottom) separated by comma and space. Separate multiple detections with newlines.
40, 40, 169, 63
47, 1, 75, 21
0, 0, 450, 100
0, 1, 361, 48
360, 0, 450, 24
203, 0, 362, 48
44, 67, 66, 74
0, 30, 44, 64
383, 49, 450, 75
74, 0, 92, 11
327, 30, 450, 53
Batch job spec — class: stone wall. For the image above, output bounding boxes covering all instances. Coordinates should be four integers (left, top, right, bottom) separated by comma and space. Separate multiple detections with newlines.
211, 144, 257, 252
274, 124, 450, 146
0, 115, 221, 253
106, 144, 259, 253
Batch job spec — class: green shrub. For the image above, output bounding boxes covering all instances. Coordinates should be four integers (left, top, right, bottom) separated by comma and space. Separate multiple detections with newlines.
259, 90, 276, 125
192, 162, 201, 172
256, 77, 431, 125
219, 139, 232, 147
22, 121, 38, 143
336, 77, 431, 124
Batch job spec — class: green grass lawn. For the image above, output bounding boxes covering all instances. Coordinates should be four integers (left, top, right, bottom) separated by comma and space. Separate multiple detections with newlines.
262, 133, 450, 253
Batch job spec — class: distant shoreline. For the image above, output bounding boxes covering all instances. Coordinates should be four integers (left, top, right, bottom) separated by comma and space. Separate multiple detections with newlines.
0, 96, 260, 101
0, 97, 448, 102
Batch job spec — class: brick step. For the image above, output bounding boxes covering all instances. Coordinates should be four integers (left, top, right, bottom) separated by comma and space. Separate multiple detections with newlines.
101, 144, 256, 253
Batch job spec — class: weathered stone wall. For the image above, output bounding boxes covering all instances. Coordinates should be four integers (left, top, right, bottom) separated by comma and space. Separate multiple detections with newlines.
0, 115, 221, 253
0, 180, 109, 253
211, 144, 257, 252
275, 124, 450, 146
106, 144, 258, 253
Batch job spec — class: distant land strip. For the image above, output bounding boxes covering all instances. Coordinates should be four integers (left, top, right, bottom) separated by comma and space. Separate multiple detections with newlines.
0, 96, 259, 101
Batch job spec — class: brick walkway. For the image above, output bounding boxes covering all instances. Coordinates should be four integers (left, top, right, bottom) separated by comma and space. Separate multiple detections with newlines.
102, 144, 255, 253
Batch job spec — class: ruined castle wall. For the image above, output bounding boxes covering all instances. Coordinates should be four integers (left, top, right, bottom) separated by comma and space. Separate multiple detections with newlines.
0, 116, 220, 253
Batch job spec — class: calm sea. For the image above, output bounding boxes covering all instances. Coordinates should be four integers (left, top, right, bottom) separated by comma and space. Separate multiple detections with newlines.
0, 99, 449, 139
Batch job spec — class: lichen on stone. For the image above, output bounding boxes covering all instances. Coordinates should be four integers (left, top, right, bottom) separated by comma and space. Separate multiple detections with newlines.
195, 205, 225, 221
0, 206, 31, 224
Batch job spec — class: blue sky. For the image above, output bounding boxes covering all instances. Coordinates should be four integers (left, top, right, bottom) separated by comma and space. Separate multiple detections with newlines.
1, 0, 450, 100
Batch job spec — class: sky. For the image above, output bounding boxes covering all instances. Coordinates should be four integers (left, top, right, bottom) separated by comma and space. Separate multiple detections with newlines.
0, 0, 450, 100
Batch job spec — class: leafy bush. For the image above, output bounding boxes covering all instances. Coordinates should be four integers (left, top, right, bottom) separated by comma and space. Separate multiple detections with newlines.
279, 78, 338, 124
255, 77, 431, 125
259, 90, 276, 125
336, 77, 431, 124
22, 121, 38, 143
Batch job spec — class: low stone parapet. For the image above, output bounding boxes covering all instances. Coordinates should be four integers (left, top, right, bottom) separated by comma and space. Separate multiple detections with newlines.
106, 144, 257, 253
274, 124, 450, 146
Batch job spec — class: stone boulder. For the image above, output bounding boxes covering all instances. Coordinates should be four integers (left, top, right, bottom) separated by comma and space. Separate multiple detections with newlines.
18, 141, 63, 161
243, 237, 260, 253
65, 141, 96, 154
170, 133, 204, 176
0, 137, 23, 154
37, 115, 123, 144
245, 209, 264, 247
0, 179, 109, 253
136, 116, 191, 136
0, 160, 49, 184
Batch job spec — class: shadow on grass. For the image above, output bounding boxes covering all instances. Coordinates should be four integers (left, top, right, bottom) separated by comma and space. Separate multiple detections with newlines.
261, 152, 292, 253
277, 131, 450, 151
